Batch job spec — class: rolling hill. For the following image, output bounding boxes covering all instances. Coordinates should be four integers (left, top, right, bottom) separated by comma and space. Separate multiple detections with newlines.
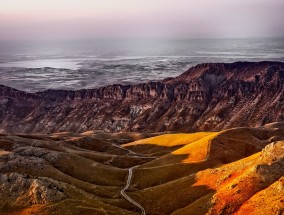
0, 124, 283, 214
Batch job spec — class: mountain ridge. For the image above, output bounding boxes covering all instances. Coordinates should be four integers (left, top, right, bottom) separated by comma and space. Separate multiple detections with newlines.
1, 61, 284, 133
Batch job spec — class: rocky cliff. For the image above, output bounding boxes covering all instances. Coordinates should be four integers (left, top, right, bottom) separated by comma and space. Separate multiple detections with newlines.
1, 61, 284, 133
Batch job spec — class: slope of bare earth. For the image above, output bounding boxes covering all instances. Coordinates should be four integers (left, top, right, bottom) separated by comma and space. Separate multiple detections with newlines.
1, 61, 284, 134
123, 125, 284, 215
0, 131, 158, 214
0, 124, 283, 214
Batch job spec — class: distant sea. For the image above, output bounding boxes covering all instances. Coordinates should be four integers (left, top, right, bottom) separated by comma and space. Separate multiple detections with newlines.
0, 38, 283, 92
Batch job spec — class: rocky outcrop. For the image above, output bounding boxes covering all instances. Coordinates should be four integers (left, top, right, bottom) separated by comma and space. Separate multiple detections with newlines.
0, 173, 66, 207
1, 61, 284, 133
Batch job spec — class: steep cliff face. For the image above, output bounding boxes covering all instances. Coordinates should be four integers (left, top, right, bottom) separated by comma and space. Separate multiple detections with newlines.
1, 61, 284, 133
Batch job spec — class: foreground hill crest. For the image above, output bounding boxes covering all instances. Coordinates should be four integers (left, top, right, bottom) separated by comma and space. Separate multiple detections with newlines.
1, 61, 284, 133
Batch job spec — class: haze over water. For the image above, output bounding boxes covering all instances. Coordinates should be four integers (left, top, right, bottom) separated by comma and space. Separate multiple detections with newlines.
0, 38, 284, 92
1, 0, 284, 92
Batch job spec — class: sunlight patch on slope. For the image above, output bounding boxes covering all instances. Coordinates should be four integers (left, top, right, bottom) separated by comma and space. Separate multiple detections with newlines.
0, 150, 11, 156
123, 132, 216, 148
171, 133, 219, 163
192, 152, 261, 190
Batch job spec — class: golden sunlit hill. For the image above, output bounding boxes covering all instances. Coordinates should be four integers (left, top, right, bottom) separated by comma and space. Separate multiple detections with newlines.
0, 125, 283, 214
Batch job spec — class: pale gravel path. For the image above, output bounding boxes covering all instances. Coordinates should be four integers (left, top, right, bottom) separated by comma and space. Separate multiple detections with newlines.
113, 142, 157, 215
121, 166, 146, 215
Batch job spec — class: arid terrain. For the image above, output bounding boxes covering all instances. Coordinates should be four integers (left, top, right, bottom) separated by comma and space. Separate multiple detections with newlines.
0, 61, 284, 214
1, 0, 284, 213
0, 122, 283, 214
1, 61, 284, 134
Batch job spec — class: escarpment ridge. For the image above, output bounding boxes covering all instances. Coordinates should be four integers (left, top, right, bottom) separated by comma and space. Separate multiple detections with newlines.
1, 61, 284, 133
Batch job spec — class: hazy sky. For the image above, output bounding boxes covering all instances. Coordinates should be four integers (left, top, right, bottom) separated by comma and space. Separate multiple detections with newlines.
0, 0, 283, 40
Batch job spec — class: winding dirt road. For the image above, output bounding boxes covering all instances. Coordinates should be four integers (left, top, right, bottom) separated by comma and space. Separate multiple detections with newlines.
115, 142, 158, 214
121, 166, 146, 215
